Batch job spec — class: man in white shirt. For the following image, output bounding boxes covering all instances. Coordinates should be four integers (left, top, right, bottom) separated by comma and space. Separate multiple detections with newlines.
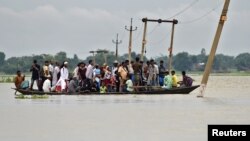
85, 60, 94, 90
56, 61, 69, 92
125, 75, 134, 92
43, 75, 52, 92
154, 62, 159, 86
85, 60, 94, 80
52, 62, 60, 86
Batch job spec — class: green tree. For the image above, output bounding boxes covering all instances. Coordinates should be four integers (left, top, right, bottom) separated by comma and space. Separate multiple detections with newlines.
234, 53, 250, 71
55, 52, 67, 62
173, 52, 192, 71
213, 54, 234, 72
0, 52, 5, 65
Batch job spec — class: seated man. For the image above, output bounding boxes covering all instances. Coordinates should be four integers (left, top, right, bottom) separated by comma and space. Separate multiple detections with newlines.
162, 71, 172, 89
14, 70, 29, 89
171, 70, 178, 87
43, 75, 52, 92
68, 77, 80, 93
125, 74, 134, 92
178, 71, 193, 87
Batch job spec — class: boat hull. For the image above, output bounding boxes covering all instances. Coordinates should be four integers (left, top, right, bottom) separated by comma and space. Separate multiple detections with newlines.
13, 85, 200, 95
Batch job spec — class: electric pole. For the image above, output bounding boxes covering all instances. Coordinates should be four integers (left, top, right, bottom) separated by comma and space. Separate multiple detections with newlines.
140, 18, 178, 71
198, 0, 230, 97
140, 17, 148, 61
89, 51, 96, 65
125, 18, 137, 63
168, 19, 178, 72
112, 33, 122, 60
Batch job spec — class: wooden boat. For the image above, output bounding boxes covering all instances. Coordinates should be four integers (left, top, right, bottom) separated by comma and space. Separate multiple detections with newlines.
13, 85, 200, 95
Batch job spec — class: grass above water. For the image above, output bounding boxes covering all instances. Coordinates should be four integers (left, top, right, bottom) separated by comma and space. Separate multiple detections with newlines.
15, 94, 49, 99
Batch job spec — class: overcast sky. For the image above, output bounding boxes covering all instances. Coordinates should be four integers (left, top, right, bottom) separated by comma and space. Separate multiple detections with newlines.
0, 0, 249, 59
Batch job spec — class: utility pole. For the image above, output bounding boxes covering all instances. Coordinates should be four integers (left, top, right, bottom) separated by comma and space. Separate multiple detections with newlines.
112, 33, 122, 60
140, 17, 148, 61
96, 49, 109, 64
198, 0, 231, 97
140, 18, 178, 70
125, 18, 137, 63
168, 19, 178, 72
89, 51, 96, 65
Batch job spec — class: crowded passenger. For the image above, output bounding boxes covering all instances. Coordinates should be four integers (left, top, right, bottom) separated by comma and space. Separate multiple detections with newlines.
178, 71, 193, 87
162, 71, 172, 89
15, 56, 196, 94
30, 60, 40, 90
100, 81, 107, 93
125, 74, 134, 92
56, 61, 69, 92
132, 57, 142, 91
171, 70, 178, 88
52, 61, 60, 86
118, 61, 129, 92
43, 75, 52, 92
158, 60, 166, 86
14, 70, 26, 89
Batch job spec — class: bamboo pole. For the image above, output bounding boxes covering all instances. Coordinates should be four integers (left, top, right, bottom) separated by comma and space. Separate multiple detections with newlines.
125, 18, 137, 63
168, 21, 176, 72
198, 0, 230, 97
140, 18, 148, 61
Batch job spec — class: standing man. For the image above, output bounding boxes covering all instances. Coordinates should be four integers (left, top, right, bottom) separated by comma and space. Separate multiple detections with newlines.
52, 62, 60, 86
132, 57, 142, 91
30, 60, 40, 90
56, 61, 69, 92
159, 60, 166, 86
85, 60, 94, 90
48, 60, 54, 78
118, 61, 128, 92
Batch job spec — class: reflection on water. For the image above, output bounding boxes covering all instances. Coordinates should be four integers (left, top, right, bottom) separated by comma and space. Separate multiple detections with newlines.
0, 76, 250, 141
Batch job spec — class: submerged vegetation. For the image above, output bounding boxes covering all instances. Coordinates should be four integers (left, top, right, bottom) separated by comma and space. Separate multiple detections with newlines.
15, 94, 49, 99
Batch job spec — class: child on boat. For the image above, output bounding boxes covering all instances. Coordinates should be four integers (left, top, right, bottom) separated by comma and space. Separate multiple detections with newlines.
100, 82, 107, 94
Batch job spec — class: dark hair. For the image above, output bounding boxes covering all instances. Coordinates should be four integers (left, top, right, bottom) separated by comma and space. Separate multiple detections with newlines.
171, 70, 175, 74
33, 60, 37, 64
89, 60, 93, 64
60, 61, 65, 69
135, 57, 140, 62
182, 71, 186, 76
160, 60, 164, 63
16, 70, 21, 74
45, 60, 49, 63
165, 71, 169, 75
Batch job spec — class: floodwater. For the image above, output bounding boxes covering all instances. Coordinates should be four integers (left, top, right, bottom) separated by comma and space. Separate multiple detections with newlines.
0, 76, 249, 141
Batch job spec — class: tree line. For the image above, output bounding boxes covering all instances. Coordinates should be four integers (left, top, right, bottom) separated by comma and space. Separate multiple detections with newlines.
0, 49, 250, 74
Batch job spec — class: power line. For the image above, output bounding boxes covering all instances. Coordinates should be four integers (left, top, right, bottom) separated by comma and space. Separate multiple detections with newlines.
179, 1, 223, 24
167, 0, 200, 20
148, 28, 172, 45
132, 22, 143, 42
147, 23, 161, 35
